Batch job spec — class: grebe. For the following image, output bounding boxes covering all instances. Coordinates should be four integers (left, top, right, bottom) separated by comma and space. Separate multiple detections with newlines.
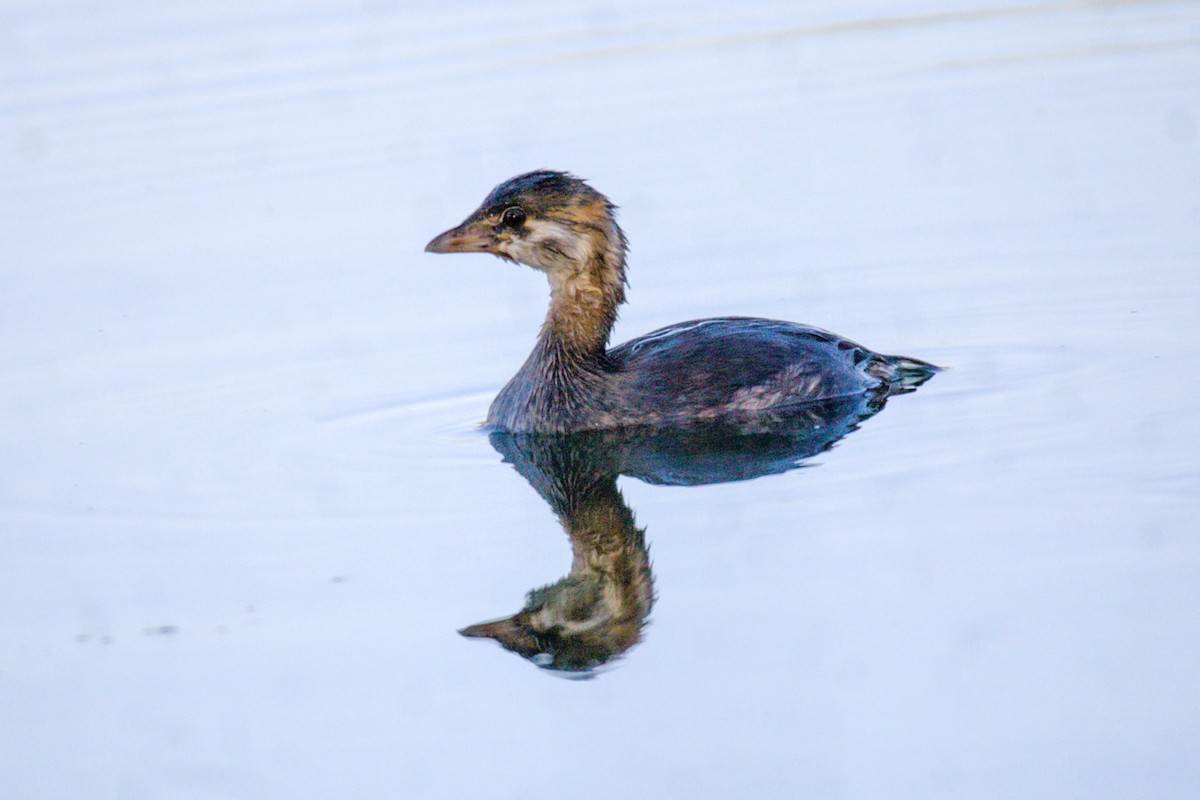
425, 170, 937, 433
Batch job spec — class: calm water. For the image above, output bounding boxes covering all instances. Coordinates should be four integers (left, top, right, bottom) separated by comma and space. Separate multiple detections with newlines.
2, 1, 1198, 797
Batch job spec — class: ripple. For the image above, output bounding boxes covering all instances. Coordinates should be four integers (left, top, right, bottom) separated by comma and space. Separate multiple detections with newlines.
308, 388, 497, 470
317, 388, 490, 433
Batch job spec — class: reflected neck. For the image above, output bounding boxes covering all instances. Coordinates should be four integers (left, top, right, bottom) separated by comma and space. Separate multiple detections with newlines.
562, 480, 653, 623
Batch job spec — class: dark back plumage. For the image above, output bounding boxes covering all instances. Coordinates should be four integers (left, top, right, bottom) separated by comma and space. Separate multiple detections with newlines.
426, 170, 939, 432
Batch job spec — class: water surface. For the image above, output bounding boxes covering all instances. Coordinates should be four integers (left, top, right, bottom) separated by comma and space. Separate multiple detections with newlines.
2, 1, 1198, 797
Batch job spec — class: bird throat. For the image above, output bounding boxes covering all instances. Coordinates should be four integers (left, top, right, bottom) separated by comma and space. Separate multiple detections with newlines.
537, 224, 627, 368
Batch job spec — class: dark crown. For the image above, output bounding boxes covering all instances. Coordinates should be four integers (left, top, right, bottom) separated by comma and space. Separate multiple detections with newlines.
481, 170, 606, 216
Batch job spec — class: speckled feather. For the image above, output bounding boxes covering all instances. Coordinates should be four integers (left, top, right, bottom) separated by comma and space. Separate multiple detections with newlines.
427, 171, 938, 433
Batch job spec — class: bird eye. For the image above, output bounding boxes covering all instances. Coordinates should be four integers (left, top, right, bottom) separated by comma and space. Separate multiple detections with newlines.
501, 206, 526, 228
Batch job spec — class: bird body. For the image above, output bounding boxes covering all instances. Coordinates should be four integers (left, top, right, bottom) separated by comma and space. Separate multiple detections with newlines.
426, 171, 937, 433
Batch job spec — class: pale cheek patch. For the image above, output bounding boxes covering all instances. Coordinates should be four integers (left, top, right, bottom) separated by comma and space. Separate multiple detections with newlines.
506, 220, 592, 271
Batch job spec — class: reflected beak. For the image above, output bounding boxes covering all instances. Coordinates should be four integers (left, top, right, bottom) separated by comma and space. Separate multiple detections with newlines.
458, 616, 519, 639
424, 219, 496, 254
458, 615, 541, 657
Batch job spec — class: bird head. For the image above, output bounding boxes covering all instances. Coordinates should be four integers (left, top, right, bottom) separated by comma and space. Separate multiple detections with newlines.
458, 573, 645, 677
425, 170, 625, 276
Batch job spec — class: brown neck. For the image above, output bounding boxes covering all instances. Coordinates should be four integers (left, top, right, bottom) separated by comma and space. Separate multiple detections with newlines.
537, 222, 627, 365
562, 482, 654, 625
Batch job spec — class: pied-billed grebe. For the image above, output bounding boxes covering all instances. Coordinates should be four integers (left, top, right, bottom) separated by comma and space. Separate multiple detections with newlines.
426, 170, 938, 433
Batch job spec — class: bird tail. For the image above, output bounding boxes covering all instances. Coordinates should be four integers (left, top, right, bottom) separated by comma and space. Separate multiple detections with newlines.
868, 353, 942, 394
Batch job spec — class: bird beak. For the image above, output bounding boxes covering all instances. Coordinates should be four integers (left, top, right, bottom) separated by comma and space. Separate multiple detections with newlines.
458, 616, 520, 640
424, 218, 495, 254
458, 615, 541, 657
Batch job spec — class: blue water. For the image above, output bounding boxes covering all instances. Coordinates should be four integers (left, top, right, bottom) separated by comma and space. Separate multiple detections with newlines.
2, 1, 1198, 797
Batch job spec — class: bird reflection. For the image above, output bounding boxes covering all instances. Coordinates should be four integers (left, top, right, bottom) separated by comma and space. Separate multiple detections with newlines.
461, 386, 932, 677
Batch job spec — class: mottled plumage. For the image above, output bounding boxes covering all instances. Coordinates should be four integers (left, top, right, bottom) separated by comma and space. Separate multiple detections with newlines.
426, 171, 938, 433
